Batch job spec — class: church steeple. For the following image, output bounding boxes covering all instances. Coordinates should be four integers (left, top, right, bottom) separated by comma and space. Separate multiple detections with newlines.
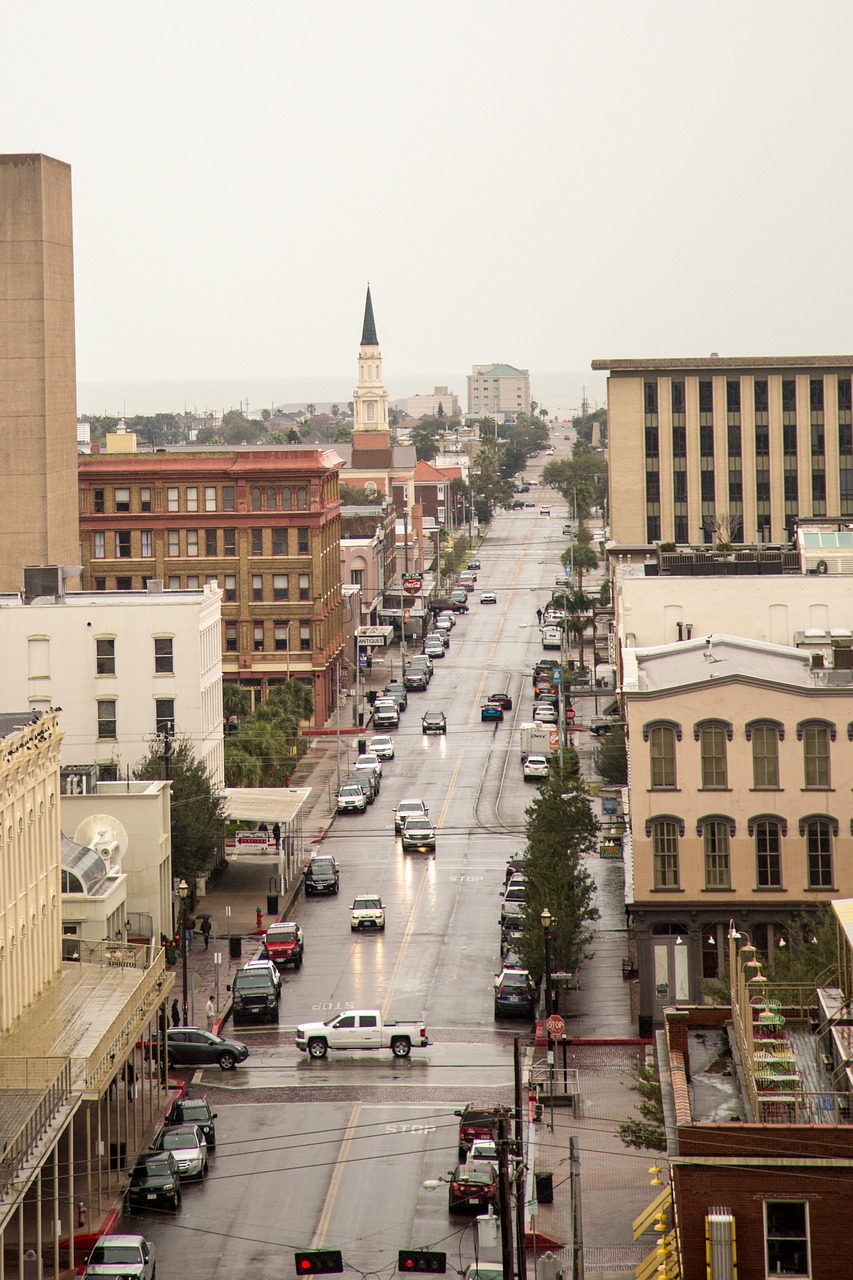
353, 285, 388, 434
361, 285, 378, 346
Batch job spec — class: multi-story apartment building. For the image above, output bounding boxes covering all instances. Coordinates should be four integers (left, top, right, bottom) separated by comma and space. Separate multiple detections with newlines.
622, 635, 853, 1034
593, 354, 853, 547
0, 576, 224, 785
467, 363, 531, 417
77, 444, 344, 721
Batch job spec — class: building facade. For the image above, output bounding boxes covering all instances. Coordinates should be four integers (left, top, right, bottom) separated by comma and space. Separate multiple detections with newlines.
467, 363, 531, 416
0, 154, 80, 591
623, 635, 853, 1033
406, 385, 460, 419
77, 445, 344, 721
594, 354, 853, 547
0, 581, 225, 786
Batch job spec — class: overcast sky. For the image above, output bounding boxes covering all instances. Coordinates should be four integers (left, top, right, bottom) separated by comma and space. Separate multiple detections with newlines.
6, 2, 853, 383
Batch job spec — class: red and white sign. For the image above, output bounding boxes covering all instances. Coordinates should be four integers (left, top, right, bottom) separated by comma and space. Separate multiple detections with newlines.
403, 577, 422, 595
234, 830, 272, 851
545, 1013, 565, 1037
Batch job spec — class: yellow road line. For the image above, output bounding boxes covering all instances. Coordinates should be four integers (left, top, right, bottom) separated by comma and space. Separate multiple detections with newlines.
312, 1103, 362, 1246
468, 670, 489, 723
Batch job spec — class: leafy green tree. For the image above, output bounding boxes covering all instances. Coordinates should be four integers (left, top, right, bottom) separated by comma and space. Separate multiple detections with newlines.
410, 417, 444, 462
542, 449, 608, 519
594, 725, 627, 785
220, 410, 264, 444
223, 681, 314, 787
334, 425, 353, 443
618, 1064, 666, 1152
471, 437, 515, 521
223, 685, 252, 719
134, 739, 227, 881
515, 764, 599, 981
261, 408, 271, 422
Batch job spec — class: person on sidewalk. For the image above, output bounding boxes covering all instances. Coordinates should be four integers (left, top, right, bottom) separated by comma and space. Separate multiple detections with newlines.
170, 998, 180, 1027
200, 917, 212, 949
206, 996, 216, 1030
185, 915, 195, 951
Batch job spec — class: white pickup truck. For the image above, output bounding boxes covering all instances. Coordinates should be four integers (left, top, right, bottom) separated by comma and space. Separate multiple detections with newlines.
295, 1010, 430, 1059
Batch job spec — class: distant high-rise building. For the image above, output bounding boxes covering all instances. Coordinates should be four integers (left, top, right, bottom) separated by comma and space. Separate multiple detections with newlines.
0, 154, 79, 590
467, 363, 531, 417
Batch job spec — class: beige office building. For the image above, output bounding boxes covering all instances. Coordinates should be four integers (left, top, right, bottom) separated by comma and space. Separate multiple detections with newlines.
0, 154, 80, 590
467, 363, 531, 416
593, 355, 853, 547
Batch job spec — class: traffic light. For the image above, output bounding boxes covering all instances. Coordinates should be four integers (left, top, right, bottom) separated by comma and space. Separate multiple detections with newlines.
398, 1250, 447, 1273
294, 1251, 343, 1275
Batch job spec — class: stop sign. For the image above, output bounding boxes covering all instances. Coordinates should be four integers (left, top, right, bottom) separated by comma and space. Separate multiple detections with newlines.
403, 577, 422, 595
546, 1013, 565, 1037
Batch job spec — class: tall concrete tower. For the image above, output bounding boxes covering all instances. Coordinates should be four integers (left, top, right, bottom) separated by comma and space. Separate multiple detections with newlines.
0, 154, 80, 591
352, 285, 389, 434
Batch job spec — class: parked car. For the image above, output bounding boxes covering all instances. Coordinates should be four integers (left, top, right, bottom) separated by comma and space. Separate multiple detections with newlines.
480, 701, 504, 722
345, 770, 377, 804
487, 692, 512, 710
500, 879, 526, 925
539, 505, 551, 516
338, 782, 368, 813
427, 629, 450, 649
454, 1104, 501, 1161
354, 752, 383, 784
84, 1236, 156, 1280
229, 963, 279, 1024
505, 853, 527, 883
523, 753, 550, 781
449, 589, 470, 609
304, 855, 340, 896
479, 591, 497, 604
242, 958, 282, 997
372, 699, 399, 728
458, 569, 477, 584
533, 703, 558, 724
404, 667, 428, 691
126, 1152, 182, 1213
467, 1138, 498, 1164
401, 815, 437, 853
383, 681, 409, 710
394, 798, 429, 832
351, 895, 386, 930
368, 734, 395, 760
154, 1123, 208, 1180
467, 559, 481, 570
424, 637, 446, 658
164, 1095, 218, 1147
263, 920, 304, 970
437, 610, 456, 629
448, 1163, 499, 1213
409, 654, 433, 676
165, 1028, 249, 1071
494, 968, 535, 1019
422, 709, 447, 734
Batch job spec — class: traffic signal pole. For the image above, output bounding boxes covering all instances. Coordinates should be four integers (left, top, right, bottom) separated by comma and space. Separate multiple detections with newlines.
513, 1038, 528, 1280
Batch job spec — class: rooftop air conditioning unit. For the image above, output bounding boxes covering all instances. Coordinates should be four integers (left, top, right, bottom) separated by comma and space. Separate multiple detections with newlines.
23, 566, 63, 603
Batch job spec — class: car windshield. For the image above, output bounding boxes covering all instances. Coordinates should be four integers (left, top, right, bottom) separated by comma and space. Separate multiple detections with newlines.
176, 1101, 209, 1121
89, 1247, 142, 1265
500, 973, 529, 990
399, 801, 424, 814
371, 738, 391, 748
354, 898, 381, 909
160, 1130, 197, 1149
504, 886, 526, 901
234, 972, 271, 989
424, 713, 443, 722
268, 927, 297, 942
131, 1158, 172, 1182
405, 819, 431, 832
339, 786, 362, 797
456, 1167, 493, 1185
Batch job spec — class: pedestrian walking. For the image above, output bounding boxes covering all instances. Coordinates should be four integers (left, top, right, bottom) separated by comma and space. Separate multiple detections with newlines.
200, 917, 212, 950
206, 996, 216, 1031
536, 607, 543, 625
125, 1059, 135, 1101
272, 822, 281, 850
170, 998, 180, 1027
185, 915, 195, 951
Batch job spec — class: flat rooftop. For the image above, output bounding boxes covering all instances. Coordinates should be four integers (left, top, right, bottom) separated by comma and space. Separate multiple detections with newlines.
592, 355, 853, 372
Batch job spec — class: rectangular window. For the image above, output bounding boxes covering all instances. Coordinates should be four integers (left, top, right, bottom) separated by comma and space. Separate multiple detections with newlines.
116, 531, 131, 558
273, 574, 289, 601
756, 821, 782, 887
754, 379, 769, 413
155, 698, 175, 735
205, 487, 217, 511
186, 486, 198, 512
699, 380, 713, 415
252, 574, 264, 602
97, 700, 117, 740
272, 528, 288, 555
300, 623, 312, 651
803, 723, 830, 788
225, 623, 238, 652
186, 575, 199, 589
114, 487, 130, 512
807, 821, 833, 888
167, 487, 180, 512
205, 529, 217, 556
251, 528, 263, 556
752, 724, 779, 787
224, 575, 237, 603
224, 529, 236, 556
649, 725, 676, 789
704, 822, 730, 888
652, 821, 679, 888
94, 531, 105, 559
700, 724, 727, 788
95, 578, 106, 591
764, 1201, 809, 1278
298, 527, 310, 555
168, 530, 180, 556
93, 488, 105, 514
167, 576, 181, 590
274, 622, 290, 651
222, 486, 235, 511
96, 638, 116, 675
116, 576, 133, 591
299, 573, 310, 601
154, 637, 174, 674
141, 530, 153, 557
186, 530, 199, 557
140, 487, 152, 513
253, 623, 265, 652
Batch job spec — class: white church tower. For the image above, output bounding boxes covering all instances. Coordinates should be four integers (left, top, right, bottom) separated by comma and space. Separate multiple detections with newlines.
352, 285, 389, 434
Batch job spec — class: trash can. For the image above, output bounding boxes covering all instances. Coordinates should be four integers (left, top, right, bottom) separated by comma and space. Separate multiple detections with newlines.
229, 935, 242, 960
357, 738, 367, 755
535, 1171, 554, 1204
267, 894, 279, 915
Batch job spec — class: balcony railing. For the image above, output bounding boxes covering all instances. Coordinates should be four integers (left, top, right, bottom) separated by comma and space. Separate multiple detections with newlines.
0, 1059, 72, 1198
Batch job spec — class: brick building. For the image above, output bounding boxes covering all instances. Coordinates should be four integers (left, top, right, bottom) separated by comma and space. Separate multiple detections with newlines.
78, 444, 344, 720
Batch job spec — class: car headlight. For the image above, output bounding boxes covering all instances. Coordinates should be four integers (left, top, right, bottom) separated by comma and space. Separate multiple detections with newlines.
267, 994, 275, 1005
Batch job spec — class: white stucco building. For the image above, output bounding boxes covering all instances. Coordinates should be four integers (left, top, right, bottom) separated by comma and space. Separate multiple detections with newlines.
0, 582, 225, 786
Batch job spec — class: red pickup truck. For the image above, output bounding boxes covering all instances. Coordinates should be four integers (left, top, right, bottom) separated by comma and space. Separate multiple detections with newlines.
263, 921, 304, 970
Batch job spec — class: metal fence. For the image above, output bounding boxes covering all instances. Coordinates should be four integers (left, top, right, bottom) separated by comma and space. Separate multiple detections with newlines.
0, 1059, 72, 1198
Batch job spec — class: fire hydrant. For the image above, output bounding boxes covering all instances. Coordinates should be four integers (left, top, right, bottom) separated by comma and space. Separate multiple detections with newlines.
77, 1201, 87, 1229
256, 906, 263, 930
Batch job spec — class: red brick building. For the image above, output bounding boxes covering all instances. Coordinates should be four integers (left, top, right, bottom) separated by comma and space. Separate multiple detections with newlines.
78, 443, 344, 721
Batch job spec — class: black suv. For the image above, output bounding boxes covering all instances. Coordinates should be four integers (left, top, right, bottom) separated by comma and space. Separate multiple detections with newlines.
164, 1096, 218, 1147
126, 1151, 182, 1212
304, 856, 339, 896
404, 668, 428, 691
229, 965, 279, 1025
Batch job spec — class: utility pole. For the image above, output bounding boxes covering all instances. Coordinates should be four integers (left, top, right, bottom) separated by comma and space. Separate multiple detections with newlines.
496, 1110, 515, 1280
569, 1136, 584, 1280
513, 1039, 528, 1280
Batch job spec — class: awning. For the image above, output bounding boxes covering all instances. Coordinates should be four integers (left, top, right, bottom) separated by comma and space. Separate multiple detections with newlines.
220, 788, 310, 824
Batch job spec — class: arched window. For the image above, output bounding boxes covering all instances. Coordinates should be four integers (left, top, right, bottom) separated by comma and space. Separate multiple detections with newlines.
644, 720, 681, 789
801, 816, 836, 889
366, 402, 376, 422
798, 719, 835, 789
646, 816, 684, 888
697, 815, 735, 889
296, 487, 308, 511
281, 489, 292, 511
747, 720, 783, 789
251, 487, 262, 511
695, 719, 731, 789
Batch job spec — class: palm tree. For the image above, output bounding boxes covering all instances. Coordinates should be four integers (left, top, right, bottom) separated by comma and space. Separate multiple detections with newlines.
305, 403, 316, 418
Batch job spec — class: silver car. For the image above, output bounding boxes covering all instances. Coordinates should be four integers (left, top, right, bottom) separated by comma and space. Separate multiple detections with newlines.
155, 1123, 209, 1179
84, 1236, 156, 1280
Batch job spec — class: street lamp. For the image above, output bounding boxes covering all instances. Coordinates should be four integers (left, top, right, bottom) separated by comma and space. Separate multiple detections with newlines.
178, 878, 189, 1026
541, 907, 553, 1021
